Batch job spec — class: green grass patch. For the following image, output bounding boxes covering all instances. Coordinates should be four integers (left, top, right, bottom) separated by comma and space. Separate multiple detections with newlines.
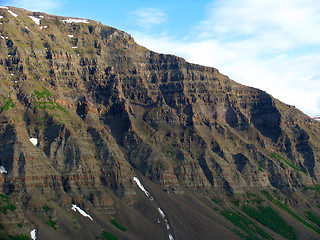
220, 209, 273, 240
0, 194, 16, 215
163, 147, 177, 162
31, 87, 53, 100
8, 234, 29, 240
271, 152, 306, 174
97, 230, 118, 240
242, 205, 296, 240
0, 97, 15, 112
110, 219, 126, 232
304, 185, 320, 194
262, 191, 320, 234
30, 88, 68, 113
47, 219, 57, 230
211, 198, 220, 204
305, 211, 320, 228
43, 204, 52, 213
17, 223, 23, 229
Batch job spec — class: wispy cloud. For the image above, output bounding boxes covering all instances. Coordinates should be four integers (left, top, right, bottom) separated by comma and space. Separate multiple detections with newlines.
132, 0, 320, 116
2, 0, 64, 12
129, 7, 167, 30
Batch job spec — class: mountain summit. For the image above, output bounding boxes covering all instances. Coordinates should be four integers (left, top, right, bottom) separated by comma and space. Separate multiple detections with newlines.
0, 6, 320, 240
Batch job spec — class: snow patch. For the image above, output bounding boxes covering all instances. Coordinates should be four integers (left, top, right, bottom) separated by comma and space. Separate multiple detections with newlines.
8, 10, 18, 17
68, 34, 74, 38
0, 16, 3, 19
1, 36, 4, 39
72, 46, 78, 49
62, 18, 89, 24
133, 177, 153, 199
29, 138, 38, 146
29, 16, 41, 25
157, 207, 166, 218
133, 177, 173, 239
30, 229, 36, 240
71, 204, 93, 220
158, 207, 172, 232
0, 166, 7, 174
0, 6, 9, 9
40, 26, 48, 29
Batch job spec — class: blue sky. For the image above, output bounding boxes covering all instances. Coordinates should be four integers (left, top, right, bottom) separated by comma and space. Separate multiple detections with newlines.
1, 0, 320, 116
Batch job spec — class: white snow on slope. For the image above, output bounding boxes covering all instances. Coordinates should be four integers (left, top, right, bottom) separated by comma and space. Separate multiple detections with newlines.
157, 207, 166, 218
0, 166, 7, 174
29, 16, 41, 25
133, 177, 173, 239
72, 46, 78, 49
62, 18, 89, 24
29, 138, 38, 146
8, 10, 18, 17
71, 204, 93, 220
0, 6, 8, 9
30, 229, 36, 240
158, 207, 170, 230
68, 34, 74, 38
133, 177, 152, 199
0, 16, 3, 19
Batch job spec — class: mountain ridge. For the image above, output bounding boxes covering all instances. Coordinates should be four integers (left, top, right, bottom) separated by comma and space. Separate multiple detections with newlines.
0, 6, 320, 240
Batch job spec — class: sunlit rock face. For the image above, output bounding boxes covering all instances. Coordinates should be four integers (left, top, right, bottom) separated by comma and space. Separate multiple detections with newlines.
0, 6, 320, 240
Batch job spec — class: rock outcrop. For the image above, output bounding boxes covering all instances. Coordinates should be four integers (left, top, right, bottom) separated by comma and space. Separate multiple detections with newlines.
0, 6, 320, 240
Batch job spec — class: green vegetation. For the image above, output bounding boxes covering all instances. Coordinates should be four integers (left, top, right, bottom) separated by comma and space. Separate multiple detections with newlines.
261, 191, 320, 234
0, 223, 4, 230
97, 230, 118, 240
31, 88, 53, 99
304, 185, 320, 194
31, 88, 67, 113
110, 219, 126, 232
163, 147, 177, 162
8, 234, 29, 240
0, 194, 17, 215
0, 97, 15, 112
305, 211, 320, 227
47, 219, 57, 230
17, 223, 23, 229
258, 166, 264, 172
271, 152, 306, 174
43, 204, 53, 213
242, 205, 296, 240
211, 198, 221, 205
219, 209, 273, 240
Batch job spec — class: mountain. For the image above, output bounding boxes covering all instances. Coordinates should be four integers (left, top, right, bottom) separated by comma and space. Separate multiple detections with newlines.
1, 6, 320, 240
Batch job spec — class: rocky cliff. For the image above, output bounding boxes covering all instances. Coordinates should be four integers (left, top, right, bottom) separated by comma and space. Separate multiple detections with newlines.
0, 6, 320, 240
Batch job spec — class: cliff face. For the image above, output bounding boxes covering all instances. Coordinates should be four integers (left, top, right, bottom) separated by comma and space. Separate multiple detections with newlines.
1, 7, 320, 240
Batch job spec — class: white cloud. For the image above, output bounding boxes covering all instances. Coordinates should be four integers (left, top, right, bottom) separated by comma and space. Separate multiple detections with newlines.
2, 0, 64, 12
132, 0, 320, 116
130, 7, 167, 30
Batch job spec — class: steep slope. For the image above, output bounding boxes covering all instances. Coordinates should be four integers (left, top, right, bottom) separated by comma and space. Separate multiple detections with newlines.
0, 6, 320, 240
